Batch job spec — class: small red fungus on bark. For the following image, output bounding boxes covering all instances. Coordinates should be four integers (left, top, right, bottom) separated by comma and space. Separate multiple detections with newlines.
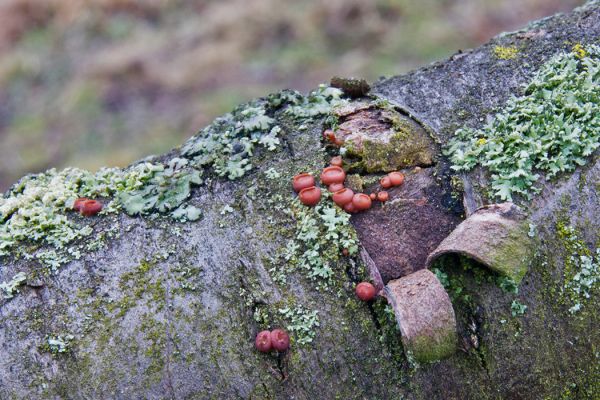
332, 188, 354, 207
344, 201, 357, 213
323, 129, 336, 143
80, 200, 103, 216
270, 329, 290, 352
355, 282, 377, 301
73, 198, 88, 212
320, 166, 346, 185
328, 182, 344, 192
369, 193, 377, 201
330, 156, 343, 167
377, 191, 389, 202
388, 171, 405, 186
298, 186, 321, 206
352, 193, 372, 211
292, 173, 315, 193
255, 330, 272, 353
380, 176, 392, 189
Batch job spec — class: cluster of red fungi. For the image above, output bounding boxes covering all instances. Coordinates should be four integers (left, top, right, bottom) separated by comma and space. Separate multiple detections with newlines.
292, 155, 405, 213
255, 156, 405, 352
72, 198, 103, 216
255, 328, 290, 353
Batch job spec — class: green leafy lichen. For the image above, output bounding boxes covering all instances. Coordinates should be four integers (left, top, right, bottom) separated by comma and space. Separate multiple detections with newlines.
510, 299, 528, 316
118, 158, 203, 218
0, 272, 27, 299
41, 334, 75, 355
446, 44, 600, 201
278, 305, 320, 346
272, 197, 359, 288
0, 85, 347, 275
556, 222, 599, 314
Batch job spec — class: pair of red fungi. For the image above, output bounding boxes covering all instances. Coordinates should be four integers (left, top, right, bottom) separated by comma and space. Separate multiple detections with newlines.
255, 328, 290, 353
73, 198, 103, 216
379, 171, 405, 189
292, 157, 405, 214
323, 129, 344, 147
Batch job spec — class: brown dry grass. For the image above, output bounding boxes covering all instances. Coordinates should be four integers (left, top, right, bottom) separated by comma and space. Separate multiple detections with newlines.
0, 0, 584, 190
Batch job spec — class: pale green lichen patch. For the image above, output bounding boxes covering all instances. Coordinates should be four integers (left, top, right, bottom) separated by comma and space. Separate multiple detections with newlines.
447, 44, 600, 201
118, 158, 203, 219
0, 162, 201, 270
556, 222, 600, 314
271, 197, 358, 289
181, 85, 345, 180
281, 85, 347, 119
0, 272, 26, 299
41, 334, 75, 355
510, 299, 528, 316
278, 305, 320, 345
180, 102, 280, 180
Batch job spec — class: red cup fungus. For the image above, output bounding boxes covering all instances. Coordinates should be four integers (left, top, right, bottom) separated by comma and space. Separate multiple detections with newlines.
298, 186, 321, 206
377, 191, 389, 202
320, 166, 346, 186
330, 156, 343, 167
292, 173, 316, 193
332, 188, 354, 207
73, 198, 88, 212
388, 171, 405, 186
380, 176, 392, 189
270, 329, 290, 352
369, 193, 377, 201
255, 330, 272, 353
355, 282, 377, 302
328, 182, 344, 192
352, 193, 372, 211
80, 200, 103, 216
344, 201, 357, 214
323, 129, 336, 143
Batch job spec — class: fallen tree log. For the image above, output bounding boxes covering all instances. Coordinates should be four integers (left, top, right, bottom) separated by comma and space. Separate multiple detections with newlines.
1, 1, 599, 399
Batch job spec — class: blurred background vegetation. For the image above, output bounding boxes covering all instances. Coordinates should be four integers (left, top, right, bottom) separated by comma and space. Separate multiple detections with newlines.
0, 0, 583, 191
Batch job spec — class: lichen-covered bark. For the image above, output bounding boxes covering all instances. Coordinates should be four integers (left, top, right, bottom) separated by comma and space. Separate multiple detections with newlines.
1, 2, 599, 399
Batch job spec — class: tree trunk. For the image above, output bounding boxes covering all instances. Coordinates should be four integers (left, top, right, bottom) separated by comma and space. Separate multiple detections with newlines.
1, 2, 599, 399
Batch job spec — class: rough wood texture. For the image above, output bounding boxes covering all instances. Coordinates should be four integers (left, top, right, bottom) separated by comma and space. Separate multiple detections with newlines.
351, 167, 461, 282
386, 269, 457, 363
1, 2, 599, 399
427, 203, 534, 283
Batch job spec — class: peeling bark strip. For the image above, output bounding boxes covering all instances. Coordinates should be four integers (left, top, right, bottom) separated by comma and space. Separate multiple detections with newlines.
427, 203, 534, 283
385, 269, 457, 363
